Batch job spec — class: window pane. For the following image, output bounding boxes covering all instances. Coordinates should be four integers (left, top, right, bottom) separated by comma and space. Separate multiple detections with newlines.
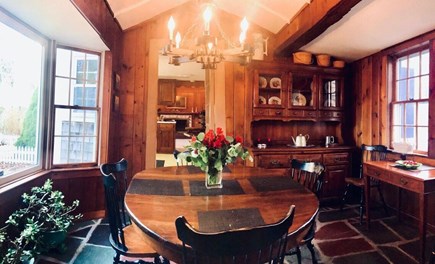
421, 75, 429, 99
393, 104, 403, 125
408, 77, 419, 100
417, 127, 428, 152
397, 57, 407, 80
55, 108, 70, 135
405, 103, 415, 125
84, 110, 97, 136
0, 20, 44, 181
54, 77, 70, 105
417, 102, 428, 126
56, 48, 71, 77
408, 52, 420, 77
421, 50, 429, 75
392, 126, 403, 142
397, 80, 407, 101
405, 127, 415, 146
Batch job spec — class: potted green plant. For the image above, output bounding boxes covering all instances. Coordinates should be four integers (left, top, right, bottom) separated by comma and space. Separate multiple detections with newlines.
0, 179, 82, 263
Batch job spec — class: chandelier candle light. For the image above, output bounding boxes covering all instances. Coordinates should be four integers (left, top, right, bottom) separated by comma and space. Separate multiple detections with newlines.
163, 3, 253, 69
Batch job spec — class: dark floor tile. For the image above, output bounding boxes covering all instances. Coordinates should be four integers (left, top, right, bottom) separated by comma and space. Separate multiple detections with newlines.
351, 221, 401, 244
74, 244, 114, 264
37, 236, 83, 263
35, 259, 59, 264
69, 219, 97, 232
87, 224, 111, 246
399, 235, 435, 262
318, 208, 359, 223
285, 245, 323, 264
317, 237, 373, 257
70, 226, 92, 238
378, 245, 418, 264
381, 217, 419, 240
332, 251, 390, 264
315, 221, 359, 240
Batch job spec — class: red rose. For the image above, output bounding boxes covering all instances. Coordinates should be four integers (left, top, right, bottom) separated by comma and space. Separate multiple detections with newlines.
235, 136, 243, 143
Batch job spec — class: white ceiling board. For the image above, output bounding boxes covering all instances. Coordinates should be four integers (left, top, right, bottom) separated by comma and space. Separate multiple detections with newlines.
111, 0, 190, 30
302, 0, 435, 61
0, 0, 108, 52
158, 55, 205, 81
107, 0, 309, 33
214, 0, 310, 34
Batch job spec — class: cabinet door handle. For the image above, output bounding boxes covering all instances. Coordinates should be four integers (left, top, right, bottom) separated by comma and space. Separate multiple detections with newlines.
400, 178, 408, 185
275, 111, 282, 115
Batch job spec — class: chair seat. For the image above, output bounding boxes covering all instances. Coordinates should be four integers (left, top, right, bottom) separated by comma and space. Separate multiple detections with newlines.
344, 177, 365, 187
123, 223, 159, 257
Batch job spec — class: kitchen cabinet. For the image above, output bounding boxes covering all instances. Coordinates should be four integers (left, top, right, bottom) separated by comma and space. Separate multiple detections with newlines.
156, 122, 175, 153
250, 61, 344, 121
158, 79, 175, 106
253, 147, 352, 202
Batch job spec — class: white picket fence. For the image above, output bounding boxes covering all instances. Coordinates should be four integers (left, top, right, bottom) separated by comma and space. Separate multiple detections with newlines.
0, 145, 37, 164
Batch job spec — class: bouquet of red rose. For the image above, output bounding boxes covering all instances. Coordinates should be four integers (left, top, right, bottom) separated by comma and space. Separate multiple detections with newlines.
186, 127, 252, 178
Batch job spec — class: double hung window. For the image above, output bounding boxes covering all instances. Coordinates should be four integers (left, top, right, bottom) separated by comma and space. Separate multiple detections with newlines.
391, 48, 429, 154
53, 48, 100, 165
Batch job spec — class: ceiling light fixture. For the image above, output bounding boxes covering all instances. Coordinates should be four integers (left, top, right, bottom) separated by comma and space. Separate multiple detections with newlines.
162, 3, 253, 70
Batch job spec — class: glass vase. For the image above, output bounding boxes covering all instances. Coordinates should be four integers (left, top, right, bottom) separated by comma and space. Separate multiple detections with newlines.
205, 169, 223, 189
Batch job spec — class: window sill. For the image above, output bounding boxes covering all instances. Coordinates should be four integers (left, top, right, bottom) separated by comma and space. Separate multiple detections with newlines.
0, 166, 101, 193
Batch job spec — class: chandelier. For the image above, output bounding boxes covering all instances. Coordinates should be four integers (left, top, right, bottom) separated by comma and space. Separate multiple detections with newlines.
161, 3, 253, 69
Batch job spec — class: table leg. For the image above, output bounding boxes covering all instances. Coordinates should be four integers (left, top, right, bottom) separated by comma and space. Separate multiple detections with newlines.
418, 193, 427, 264
365, 174, 371, 229
397, 188, 402, 222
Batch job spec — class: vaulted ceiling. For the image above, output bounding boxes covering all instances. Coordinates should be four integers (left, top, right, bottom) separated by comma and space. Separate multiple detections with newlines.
106, 0, 435, 61
0, 0, 434, 62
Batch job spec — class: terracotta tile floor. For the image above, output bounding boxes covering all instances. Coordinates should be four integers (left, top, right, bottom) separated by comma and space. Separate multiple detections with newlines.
36, 204, 434, 264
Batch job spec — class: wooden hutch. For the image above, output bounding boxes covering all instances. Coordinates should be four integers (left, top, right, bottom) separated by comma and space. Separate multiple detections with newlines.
246, 60, 353, 203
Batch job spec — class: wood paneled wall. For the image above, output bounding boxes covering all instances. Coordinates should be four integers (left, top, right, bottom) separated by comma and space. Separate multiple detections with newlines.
118, 2, 274, 177
350, 30, 435, 229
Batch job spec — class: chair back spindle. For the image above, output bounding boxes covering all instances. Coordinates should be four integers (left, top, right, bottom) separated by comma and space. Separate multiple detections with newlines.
176, 205, 296, 264
290, 159, 325, 196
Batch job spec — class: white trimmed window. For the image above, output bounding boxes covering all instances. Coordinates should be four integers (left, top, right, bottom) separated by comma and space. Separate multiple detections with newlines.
53, 48, 100, 165
391, 48, 429, 154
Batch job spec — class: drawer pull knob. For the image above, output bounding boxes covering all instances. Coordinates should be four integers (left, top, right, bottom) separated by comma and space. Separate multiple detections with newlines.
400, 178, 408, 185
275, 111, 282, 115
270, 160, 281, 166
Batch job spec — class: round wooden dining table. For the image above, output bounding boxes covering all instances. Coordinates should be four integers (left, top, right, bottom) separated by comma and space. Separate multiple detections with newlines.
125, 165, 319, 263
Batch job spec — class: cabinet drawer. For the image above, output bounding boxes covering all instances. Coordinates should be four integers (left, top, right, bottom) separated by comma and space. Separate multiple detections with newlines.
253, 108, 269, 116
291, 154, 322, 162
269, 109, 285, 117
323, 152, 350, 165
304, 111, 317, 118
320, 111, 342, 118
287, 110, 304, 117
364, 165, 385, 179
257, 155, 291, 168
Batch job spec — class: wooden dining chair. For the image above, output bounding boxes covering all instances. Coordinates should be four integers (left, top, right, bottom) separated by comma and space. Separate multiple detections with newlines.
101, 159, 167, 264
175, 205, 296, 264
340, 144, 389, 224
287, 159, 325, 264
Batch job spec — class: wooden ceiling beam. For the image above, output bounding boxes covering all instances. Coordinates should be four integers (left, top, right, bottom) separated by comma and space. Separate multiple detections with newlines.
274, 0, 362, 56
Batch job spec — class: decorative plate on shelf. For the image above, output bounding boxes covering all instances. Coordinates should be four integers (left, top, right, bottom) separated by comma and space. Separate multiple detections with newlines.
394, 160, 422, 170
268, 96, 281, 105
292, 93, 306, 106
259, 96, 266, 105
259, 77, 267, 88
270, 77, 281, 89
